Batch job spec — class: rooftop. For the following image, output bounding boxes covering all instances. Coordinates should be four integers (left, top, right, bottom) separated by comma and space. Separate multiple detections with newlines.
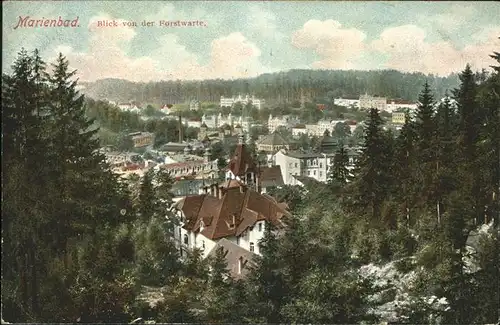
257, 132, 289, 146
175, 185, 290, 241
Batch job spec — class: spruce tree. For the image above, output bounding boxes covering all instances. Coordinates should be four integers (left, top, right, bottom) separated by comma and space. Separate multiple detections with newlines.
392, 113, 416, 225
327, 143, 351, 186
414, 82, 437, 209
138, 169, 156, 222
350, 108, 391, 221
247, 221, 288, 323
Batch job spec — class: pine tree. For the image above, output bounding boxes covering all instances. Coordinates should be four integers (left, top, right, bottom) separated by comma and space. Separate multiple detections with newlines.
327, 143, 350, 187
414, 82, 437, 209
138, 169, 156, 222
247, 221, 288, 323
203, 247, 234, 322
392, 113, 416, 225
432, 95, 459, 224
350, 108, 391, 221
477, 53, 500, 225
453, 64, 483, 225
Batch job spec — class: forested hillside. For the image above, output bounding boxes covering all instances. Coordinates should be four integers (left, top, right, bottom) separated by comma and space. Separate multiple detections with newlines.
80, 70, 461, 105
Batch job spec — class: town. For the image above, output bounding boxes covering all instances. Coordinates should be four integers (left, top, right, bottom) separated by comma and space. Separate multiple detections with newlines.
3, 1, 499, 324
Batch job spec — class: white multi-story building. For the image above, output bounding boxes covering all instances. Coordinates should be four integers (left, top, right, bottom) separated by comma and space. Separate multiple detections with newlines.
267, 114, 301, 133
220, 94, 265, 110
201, 113, 235, 129
189, 99, 200, 111
360, 94, 387, 111
186, 119, 202, 128
274, 147, 360, 185
386, 100, 418, 113
117, 102, 140, 113
334, 97, 360, 108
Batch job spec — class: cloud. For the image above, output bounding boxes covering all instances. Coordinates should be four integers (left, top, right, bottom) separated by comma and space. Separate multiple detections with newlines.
246, 5, 284, 40
371, 24, 500, 75
49, 13, 268, 81
48, 13, 158, 81
417, 4, 477, 33
291, 19, 367, 69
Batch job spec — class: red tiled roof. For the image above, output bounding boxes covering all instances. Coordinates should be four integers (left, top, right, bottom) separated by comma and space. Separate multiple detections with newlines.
176, 185, 290, 240
227, 144, 256, 177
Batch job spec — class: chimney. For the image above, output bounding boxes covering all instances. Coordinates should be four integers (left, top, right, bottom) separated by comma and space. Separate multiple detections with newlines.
178, 114, 183, 143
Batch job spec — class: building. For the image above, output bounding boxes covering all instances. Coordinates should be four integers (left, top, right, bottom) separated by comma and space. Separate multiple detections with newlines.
206, 239, 257, 279
129, 132, 154, 148
220, 94, 265, 110
118, 102, 141, 112
291, 125, 308, 138
267, 114, 301, 133
201, 114, 218, 129
256, 132, 292, 154
159, 149, 218, 180
171, 178, 207, 199
274, 147, 361, 185
391, 112, 406, 125
186, 119, 202, 128
172, 140, 290, 267
334, 97, 360, 108
189, 99, 200, 111
387, 99, 418, 113
359, 94, 387, 111
198, 123, 209, 141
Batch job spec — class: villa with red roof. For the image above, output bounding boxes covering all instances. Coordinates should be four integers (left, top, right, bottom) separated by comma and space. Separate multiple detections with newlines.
172, 137, 289, 278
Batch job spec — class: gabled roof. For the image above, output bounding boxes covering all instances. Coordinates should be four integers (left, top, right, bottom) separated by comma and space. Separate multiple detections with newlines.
176, 186, 290, 241
257, 132, 289, 146
259, 166, 284, 187
228, 144, 256, 176
206, 238, 257, 280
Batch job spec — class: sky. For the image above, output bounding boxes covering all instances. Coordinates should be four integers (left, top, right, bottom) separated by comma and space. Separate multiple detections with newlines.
2, 1, 500, 82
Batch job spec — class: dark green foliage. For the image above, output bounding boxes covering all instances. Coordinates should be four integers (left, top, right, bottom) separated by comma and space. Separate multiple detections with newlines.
327, 144, 351, 187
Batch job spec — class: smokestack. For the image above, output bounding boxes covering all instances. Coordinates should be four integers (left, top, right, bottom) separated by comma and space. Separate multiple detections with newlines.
178, 114, 183, 143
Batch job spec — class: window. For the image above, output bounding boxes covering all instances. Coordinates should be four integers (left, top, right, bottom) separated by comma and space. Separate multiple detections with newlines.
294, 163, 298, 168
258, 222, 262, 232
313, 170, 316, 176
238, 257, 243, 274
236, 237, 240, 245
320, 163, 323, 168
307, 170, 310, 175
320, 172, 323, 177
183, 234, 189, 245
250, 242, 255, 252
202, 240, 205, 250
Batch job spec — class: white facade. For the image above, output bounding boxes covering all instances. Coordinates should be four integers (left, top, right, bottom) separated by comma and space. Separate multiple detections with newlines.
190, 100, 200, 111
267, 114, 301, 133
201, 113, 235, 129
359, 94, 387, 111
274, 149, 359, 185
386, 101, 418, 113
186, 120, 202, 128
292, 127, 308, 138
176, 209, 268, 257
220, 95, 265, 110
334, 98, 360, 108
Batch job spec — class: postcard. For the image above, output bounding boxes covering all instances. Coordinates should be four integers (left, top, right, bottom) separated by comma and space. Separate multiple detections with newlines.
2, 1, 499, 324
